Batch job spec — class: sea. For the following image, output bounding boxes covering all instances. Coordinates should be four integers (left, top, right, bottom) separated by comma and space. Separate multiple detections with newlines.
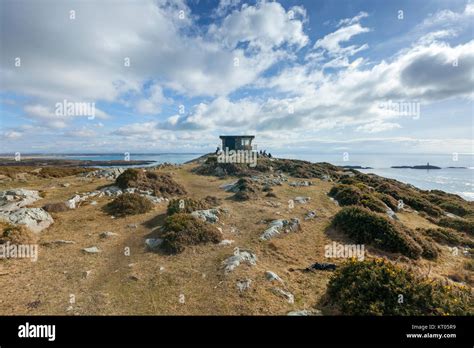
32, 152, 474, 201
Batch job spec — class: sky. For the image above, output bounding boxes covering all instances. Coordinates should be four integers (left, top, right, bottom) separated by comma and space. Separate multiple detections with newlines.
0, 0, 473, 155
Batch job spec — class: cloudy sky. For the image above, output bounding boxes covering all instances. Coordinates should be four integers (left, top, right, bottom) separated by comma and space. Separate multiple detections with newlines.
0, 0, 473, 154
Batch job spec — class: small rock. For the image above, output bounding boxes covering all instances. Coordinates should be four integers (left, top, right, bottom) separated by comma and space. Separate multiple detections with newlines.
236, 278, 252, 292
220, 181, 238, 191
100, 231, 118, 238
83, 246, 101, 254
143, 194, 165, 204
265, 271, 283, 283
386, 207, 398, 220
445, 212, 458, 218
304, 211, 317, 220
321, 174, 332, 182
100, 185, 123, 197
272, 288, 294, 304
222, 249, 257, 273
90, 201, 98, 206
127, 224, 138, 229
61, 183, 71, 188
287, 309, 322, 316
289, 181, 312, 187
266, 201, 281, 207
219, 239, 234, 246
82, 270, 91, 279
65, 194, 82, 209
145, 238, 163, 251
294, 196, 311, 204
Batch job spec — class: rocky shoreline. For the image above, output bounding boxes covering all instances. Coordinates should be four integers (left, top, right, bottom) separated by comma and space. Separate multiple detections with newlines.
0, 157, 155, 167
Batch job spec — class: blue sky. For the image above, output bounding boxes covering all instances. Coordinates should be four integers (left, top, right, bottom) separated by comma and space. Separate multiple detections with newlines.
0, 0, 473, 154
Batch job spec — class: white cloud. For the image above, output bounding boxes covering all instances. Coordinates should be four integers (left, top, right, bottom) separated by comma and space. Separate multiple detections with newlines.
356, 122, 401, 133
66, 128, 97, 138
314, 23, 370, 56
337, 11, 368, 27
162, 39, 474, 136
3, 131, 22, 139
112, 121, 159, 136
135, 84, 168, 115
0, 0, 307, 121
1, 0, 473, 154
417, 29, 458, 45
213, 0, 241, 17
420, 1, 474, 29
24, 104, 68, 129
208, 1, 309, 51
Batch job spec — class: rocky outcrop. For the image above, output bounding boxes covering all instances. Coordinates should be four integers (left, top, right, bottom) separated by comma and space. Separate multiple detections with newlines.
82, 167, 125, 180
0, 207, 54, 233
0, 189, 42, 212
260, 218, 301, 241
222, 249, 257, 273
63, 186, 166, 209
0, 189, 53, 233
191, 209, 220, 223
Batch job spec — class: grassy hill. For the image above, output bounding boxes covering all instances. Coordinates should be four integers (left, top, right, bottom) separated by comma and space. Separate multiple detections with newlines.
0, 156, 472, 315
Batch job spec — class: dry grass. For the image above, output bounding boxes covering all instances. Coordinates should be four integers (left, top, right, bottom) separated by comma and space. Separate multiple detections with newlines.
0, 222, 37, 245
0, 163, 471, 315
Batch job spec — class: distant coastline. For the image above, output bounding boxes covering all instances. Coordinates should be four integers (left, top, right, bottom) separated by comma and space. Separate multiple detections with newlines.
0, 157, 155, 167
1, 155, 470, 170
1, 153, 472, 201
391, 165, 441, 170
1, 153, 471, 169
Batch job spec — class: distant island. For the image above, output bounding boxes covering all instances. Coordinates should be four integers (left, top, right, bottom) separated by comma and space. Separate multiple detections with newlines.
342, 165, 373, 169
391, 163, 441, 170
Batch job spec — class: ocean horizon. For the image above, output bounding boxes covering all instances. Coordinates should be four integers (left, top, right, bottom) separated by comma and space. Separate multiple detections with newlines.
3, 152, 472, 201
